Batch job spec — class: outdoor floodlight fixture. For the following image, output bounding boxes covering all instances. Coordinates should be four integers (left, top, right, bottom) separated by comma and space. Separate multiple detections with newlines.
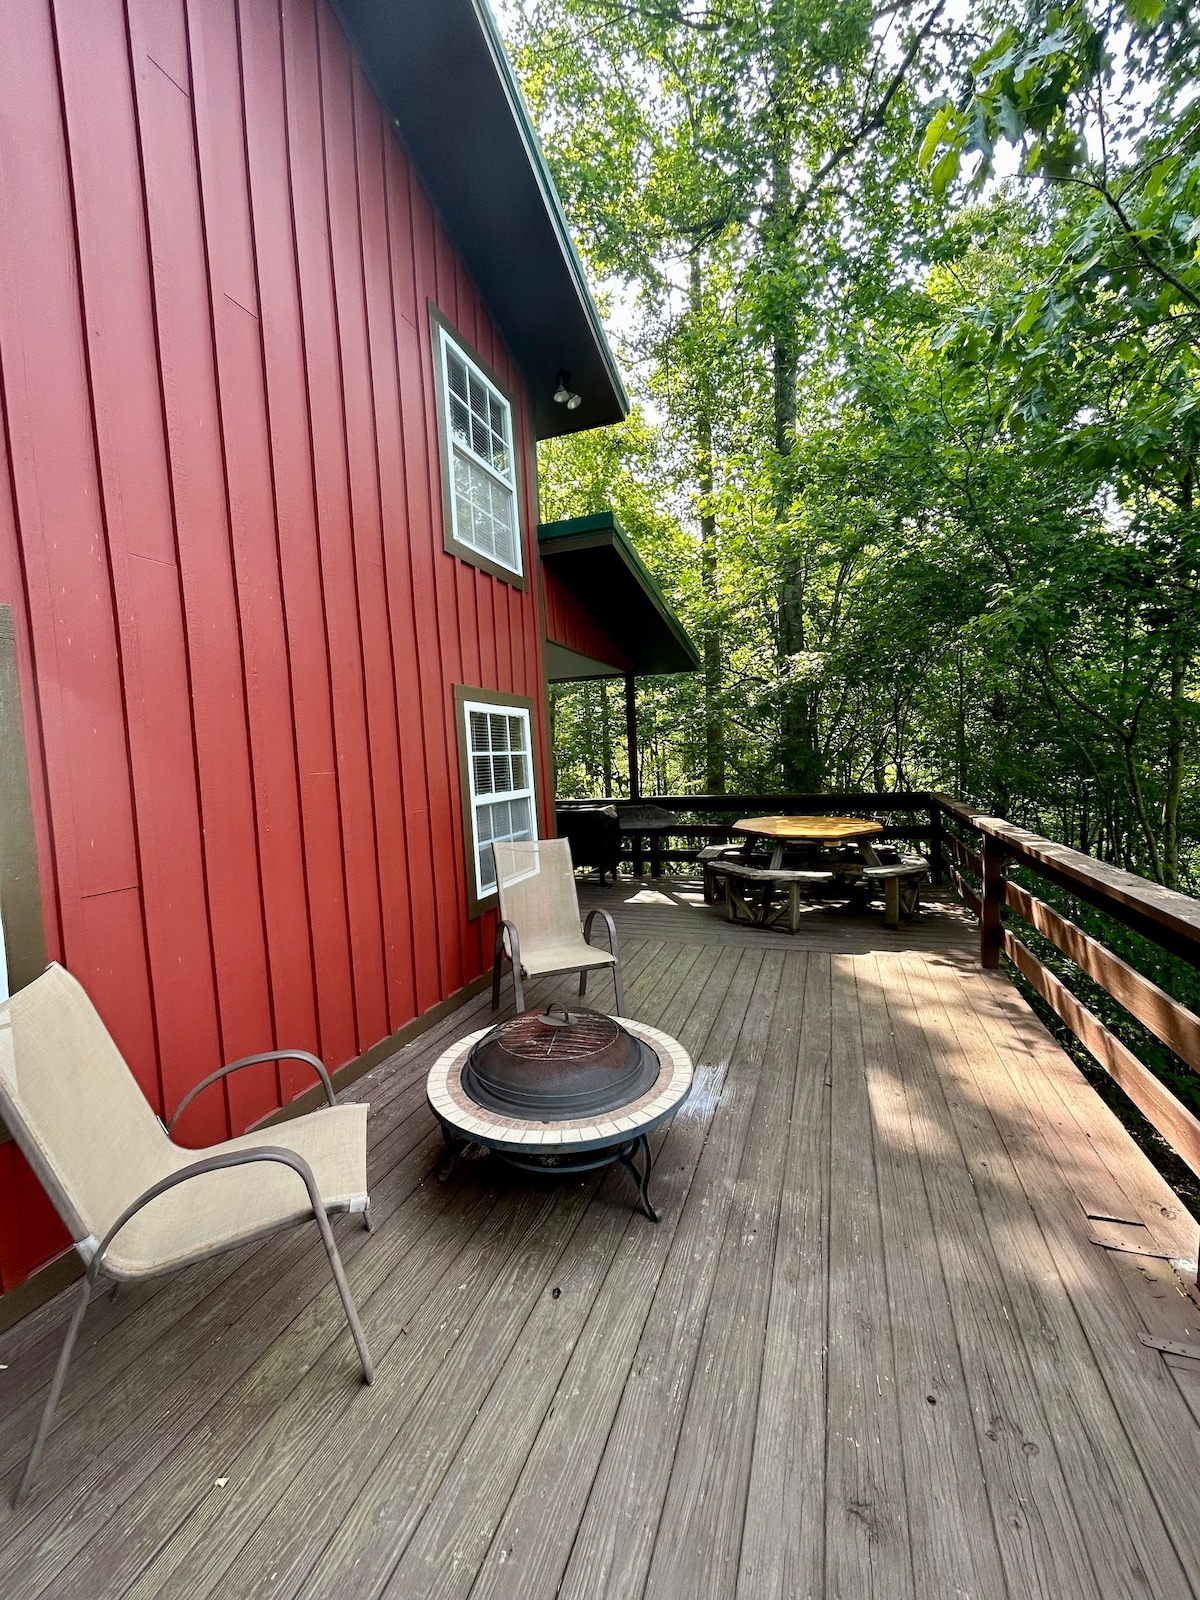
554, 371, 583, 410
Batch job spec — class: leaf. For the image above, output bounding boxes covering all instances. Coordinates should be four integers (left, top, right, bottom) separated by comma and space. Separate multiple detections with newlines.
994, 95, 1026, 143
1121, 0, 1164, 24
1010, 287, 1048, 337
930, 149, 962, 199
918, 104, 958, 171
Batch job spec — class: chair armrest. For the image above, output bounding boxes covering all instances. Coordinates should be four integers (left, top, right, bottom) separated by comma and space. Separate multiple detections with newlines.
168, 1050, 334, 1134
582, 908, 620, 960
83, 1145, 323, 1279
495, 918, 523, 975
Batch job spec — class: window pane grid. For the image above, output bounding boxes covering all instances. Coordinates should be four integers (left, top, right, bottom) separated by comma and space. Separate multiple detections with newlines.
441, 328, 520, 576
463, 700, 536, 896
444, 344, 511, 481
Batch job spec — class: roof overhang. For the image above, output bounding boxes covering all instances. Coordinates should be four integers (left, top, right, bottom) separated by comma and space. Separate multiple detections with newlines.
543, 641, 626, 683
331, 0, 628, 441
539, 513, 701, 677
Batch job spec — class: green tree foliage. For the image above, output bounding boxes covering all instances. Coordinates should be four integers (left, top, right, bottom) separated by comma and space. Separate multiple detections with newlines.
502, 0, 1200, 887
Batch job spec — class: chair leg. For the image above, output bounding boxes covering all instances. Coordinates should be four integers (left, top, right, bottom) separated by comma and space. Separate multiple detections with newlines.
613, 961, 625, 1016
579, 968, 588, 998
311, 1207, 374, 1385
362, 1202, 375, 1234
15, 1276, 93, 1507
512, 967, 525, 1013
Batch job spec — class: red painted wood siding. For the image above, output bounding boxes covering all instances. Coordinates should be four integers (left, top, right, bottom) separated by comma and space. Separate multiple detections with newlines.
0, 0, 552, 1293
543, 567, 633, 672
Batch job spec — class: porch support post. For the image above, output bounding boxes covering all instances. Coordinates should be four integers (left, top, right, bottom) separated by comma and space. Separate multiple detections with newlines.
624, 673, 643, 878
624, 673, 640, 800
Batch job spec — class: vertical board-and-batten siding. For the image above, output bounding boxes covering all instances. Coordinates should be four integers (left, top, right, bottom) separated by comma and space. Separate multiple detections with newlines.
0, 0, 552, 1292
542, 566, 634, 672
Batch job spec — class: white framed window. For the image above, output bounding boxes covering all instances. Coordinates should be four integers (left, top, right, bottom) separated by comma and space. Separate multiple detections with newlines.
433, 313, 523, 581
455, 688, 538, 911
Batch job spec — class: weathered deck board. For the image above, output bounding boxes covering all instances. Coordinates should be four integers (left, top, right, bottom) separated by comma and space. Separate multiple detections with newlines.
556, 949, 774, 1600
641, 949, 800, 1600
894, 952, 1188, 1597
823, 956, 913, 1600
735, 951, 830, 1597
2, 894, 1200, 1599
855, 955, 1008, 1600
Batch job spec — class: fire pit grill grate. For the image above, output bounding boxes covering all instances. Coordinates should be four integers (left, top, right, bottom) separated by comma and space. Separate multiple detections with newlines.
493, 1011, 620, 1061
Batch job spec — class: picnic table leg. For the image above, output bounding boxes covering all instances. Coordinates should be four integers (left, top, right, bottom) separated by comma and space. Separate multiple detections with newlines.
884, 876, 901, 928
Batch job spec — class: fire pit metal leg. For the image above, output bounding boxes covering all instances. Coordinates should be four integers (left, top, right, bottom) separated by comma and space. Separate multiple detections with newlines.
619, 1134, 660, 1222
437, 1123, 464, 1183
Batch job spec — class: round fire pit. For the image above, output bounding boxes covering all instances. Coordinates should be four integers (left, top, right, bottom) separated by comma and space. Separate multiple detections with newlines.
426, 1010, 692, 1221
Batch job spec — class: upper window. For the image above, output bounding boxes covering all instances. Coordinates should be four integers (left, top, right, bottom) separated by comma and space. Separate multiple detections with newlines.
432, 307, 524, 584
454, 687, 538, 913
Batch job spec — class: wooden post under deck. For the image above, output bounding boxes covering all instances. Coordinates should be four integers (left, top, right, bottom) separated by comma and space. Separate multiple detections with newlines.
625, 673, 644, 877
624, 673, 640, 800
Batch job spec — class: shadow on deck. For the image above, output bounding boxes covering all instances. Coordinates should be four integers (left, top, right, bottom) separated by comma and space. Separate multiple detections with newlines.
2, 888, 1200, 1598
577, 871, 977, 956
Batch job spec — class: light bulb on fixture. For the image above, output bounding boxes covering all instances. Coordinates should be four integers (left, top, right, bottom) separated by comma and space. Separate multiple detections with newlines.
553, 372, 571, 405
566, 392, 582, 410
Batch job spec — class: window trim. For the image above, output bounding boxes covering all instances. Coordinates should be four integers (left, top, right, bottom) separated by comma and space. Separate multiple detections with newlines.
454, 685, 540, 917
430, 302, 528, 590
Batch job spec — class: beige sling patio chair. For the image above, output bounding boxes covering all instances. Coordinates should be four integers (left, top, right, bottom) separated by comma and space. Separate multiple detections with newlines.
0, 963, 375, 1507
490, 838, 624, 1015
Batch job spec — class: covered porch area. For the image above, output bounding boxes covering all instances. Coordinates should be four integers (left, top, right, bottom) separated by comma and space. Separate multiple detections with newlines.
1, 888, 1199, 1597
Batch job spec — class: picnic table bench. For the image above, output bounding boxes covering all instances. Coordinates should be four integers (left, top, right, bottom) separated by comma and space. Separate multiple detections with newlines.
719, 860, 837, 935
862, 857, 928, 927
702, 843, 929, 933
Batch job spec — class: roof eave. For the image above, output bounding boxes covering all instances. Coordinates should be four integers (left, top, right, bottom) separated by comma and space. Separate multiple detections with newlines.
539, 513, 701, 676
331, 0, 627, 441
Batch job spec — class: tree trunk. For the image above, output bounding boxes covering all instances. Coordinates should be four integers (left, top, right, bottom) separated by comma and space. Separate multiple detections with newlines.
766, 142, 820, 789
690, 258, 726, 794
600, 679, 614, 797
1162, 462, 1194, 890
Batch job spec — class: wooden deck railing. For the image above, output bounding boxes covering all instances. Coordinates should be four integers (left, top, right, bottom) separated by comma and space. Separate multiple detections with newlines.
930, 792, 1200, 1182
561, 789, 1200, 1184
561, 791, 940, 880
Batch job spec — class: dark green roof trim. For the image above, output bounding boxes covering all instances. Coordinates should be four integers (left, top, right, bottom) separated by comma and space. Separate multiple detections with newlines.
539, 512, 701, 676
471, 2, 628, 420
331, 0, 627, 441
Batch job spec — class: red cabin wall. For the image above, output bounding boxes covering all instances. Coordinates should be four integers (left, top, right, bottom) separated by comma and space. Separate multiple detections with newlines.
542, 567, 633, 672
0, 0, 552, 1294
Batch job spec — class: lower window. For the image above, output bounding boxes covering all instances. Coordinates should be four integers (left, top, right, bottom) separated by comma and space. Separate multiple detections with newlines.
455, 687, 538, 912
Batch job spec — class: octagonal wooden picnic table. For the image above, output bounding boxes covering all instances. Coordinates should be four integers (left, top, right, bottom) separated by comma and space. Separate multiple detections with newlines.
732, 814, 884, 871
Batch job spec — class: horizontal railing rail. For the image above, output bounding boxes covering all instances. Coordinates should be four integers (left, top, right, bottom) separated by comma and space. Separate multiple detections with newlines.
927, 792, 1200, 1184
556, 787, 1200, 1187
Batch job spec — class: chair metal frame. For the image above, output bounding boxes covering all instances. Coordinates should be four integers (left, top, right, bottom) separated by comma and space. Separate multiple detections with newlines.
4, 1047, 374, 1508
491, 907, 624, 1014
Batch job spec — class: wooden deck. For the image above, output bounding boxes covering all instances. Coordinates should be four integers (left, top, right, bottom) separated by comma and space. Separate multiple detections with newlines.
3, 884, 1200, 1598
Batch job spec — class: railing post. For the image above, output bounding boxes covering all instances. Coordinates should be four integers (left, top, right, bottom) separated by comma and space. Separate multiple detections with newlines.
980, 831, 1005, 968
929, 803, 944, 886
